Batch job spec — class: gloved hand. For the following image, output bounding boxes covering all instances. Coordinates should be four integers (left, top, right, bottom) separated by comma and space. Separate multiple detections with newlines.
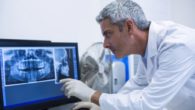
60, 78, 96, 101
73, 102, 100, 110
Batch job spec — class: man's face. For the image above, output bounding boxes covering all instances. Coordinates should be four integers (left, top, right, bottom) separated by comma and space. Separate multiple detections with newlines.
100, 19, 130, 58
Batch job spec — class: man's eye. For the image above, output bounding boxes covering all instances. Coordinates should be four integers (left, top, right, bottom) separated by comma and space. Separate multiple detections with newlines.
105, 32, 112, 38
107, 32, 112, 35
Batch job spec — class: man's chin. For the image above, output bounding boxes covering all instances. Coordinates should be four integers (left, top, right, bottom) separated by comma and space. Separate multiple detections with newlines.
114, 53, 124, 59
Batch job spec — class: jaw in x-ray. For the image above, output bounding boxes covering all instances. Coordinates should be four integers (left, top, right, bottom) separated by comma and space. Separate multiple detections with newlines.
4, 49, 55, 85
55, 48, 70, 83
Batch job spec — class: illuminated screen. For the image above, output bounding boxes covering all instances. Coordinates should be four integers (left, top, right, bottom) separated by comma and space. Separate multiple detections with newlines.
0, 42, 80, 110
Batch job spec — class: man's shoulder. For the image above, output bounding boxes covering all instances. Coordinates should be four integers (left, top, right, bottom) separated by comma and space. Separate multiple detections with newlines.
151, 20, 176, 26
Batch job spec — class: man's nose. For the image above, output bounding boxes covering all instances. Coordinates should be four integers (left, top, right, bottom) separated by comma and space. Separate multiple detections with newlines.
103, 39, 109, 49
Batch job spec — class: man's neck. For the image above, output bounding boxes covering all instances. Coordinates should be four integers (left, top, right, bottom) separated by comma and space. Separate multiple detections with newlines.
134, 28, 149, 56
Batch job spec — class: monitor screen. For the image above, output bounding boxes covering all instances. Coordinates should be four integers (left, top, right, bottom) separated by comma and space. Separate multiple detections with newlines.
0, 41, 80, 110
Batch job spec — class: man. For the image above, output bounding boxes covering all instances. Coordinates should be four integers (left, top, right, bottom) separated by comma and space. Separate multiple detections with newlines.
60, 0, 195, 110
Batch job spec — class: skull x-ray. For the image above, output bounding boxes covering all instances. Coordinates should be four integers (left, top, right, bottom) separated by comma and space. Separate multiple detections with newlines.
55, 48, 70, 83
4, 49, 54, 85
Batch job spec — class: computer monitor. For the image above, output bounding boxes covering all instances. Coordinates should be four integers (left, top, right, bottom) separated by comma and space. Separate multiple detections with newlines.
0, 41, 80, 110
0, 39, 51, 44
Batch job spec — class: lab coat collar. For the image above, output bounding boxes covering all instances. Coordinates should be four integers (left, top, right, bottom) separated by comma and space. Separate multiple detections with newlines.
144, 21, 160, 59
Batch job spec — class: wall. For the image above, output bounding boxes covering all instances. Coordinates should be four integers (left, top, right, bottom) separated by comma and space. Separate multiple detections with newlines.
171, 0, 195, 28
0, 0, 103, 56
136, 0, 195, 27
135, 0, 172, 21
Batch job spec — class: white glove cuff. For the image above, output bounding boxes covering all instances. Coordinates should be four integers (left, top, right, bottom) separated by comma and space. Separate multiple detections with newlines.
88, 89, 96, 102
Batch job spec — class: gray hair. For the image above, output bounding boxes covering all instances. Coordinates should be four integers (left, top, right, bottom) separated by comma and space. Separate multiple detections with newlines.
96, 0, 150, 31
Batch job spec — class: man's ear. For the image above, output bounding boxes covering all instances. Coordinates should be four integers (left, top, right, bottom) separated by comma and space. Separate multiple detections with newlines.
126, 19, 134, 32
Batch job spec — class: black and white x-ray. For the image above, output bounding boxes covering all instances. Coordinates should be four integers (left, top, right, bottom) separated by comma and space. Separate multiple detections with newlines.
4, 48, 55, 85
55, 48, 74, 83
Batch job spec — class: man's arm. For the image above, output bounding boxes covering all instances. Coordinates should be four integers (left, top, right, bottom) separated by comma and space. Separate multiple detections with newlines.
98, 44, 195, 110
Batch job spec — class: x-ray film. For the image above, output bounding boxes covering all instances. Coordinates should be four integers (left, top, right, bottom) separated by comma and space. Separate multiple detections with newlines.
4, 48, 54, 85
1, 47, 76, 86
54, 48, 74, 84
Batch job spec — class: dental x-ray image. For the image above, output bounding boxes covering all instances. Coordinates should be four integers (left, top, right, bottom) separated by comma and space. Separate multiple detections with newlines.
4, 48, 55, 85
55, 48, 74, 83
55, 48, 69, 83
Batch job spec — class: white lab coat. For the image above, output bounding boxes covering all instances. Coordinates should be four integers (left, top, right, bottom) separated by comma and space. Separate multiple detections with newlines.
99, 21, 195, 110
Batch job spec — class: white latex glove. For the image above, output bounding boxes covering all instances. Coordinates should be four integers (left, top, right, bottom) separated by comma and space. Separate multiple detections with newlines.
60, 78, 95, 101
73, 102, 100, 110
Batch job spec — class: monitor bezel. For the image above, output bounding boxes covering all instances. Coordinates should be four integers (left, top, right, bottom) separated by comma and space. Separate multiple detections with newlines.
0, 41, 80, 110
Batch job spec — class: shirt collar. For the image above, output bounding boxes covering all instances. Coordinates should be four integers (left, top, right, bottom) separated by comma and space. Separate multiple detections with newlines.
144, 21, 160, 59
